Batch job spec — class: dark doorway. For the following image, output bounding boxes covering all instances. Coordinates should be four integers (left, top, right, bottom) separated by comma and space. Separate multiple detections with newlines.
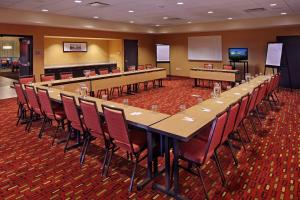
277, 36, 300, 89
124, 39, 138, 71
0, 34, 33, 80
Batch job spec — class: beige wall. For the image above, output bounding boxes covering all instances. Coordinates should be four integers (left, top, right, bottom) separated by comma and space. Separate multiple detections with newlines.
0, 37, 20, 58
155, 25, 300, 76
108, 40, 124, 70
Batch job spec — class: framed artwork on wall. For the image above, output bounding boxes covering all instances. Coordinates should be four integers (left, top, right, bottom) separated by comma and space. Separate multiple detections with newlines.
63, 42, 87, 52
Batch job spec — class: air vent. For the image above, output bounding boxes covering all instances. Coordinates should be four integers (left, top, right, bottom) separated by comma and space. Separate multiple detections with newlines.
167, 17, 184, 21
244, 8, 266, 13
88, 2, 110, 7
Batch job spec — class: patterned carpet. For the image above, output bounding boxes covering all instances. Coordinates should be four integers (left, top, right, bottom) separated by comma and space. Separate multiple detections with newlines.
0, 78, 299, 199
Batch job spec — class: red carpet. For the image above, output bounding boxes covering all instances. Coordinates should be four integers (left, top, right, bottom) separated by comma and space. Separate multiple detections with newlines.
0, 78, 299, 199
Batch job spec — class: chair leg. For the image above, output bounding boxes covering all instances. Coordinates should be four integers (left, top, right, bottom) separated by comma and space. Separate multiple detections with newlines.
255, 107, 263, 126
196, 166, 209, 200
64, 129, 73, 152
104, 149, 114, 177
52, 121, 61, 145
25, 110, 33, 132
101, 147, 110, 176
38, 117, 47, 138
227, 140, 239, 165
248, 117, 257, 134
213, 152, 226, 186
129, 155, 139, 192
80, 135, 90, 165
242, 121, 251, 142
236, 130, 246, 151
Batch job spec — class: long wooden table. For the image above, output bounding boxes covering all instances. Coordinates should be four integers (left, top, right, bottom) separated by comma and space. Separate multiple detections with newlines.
148, 75, 270, 199
190, 67, 239, 87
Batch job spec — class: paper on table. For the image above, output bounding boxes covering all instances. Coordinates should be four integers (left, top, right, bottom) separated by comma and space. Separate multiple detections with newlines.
201, 107, 211, 112
215, 100, 224, 104
191, 94, 200, 97
234, 92, 241, 96
130, 112, 142, 116
182, 116, 194, 122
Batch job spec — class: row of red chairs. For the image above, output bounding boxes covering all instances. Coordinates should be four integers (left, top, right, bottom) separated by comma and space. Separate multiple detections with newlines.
14, 82, 148, 192
175, 73, 281, 198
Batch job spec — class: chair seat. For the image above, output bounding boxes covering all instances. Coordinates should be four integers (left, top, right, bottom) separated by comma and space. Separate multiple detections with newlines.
53, 108, 66, 120
179, 138, 207, 164
129, 129, 147, 153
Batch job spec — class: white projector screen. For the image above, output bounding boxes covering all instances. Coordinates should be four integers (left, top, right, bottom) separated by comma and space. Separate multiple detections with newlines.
156, 44, 170, 62
188, 36, 222, 61
266, 43, 283, 66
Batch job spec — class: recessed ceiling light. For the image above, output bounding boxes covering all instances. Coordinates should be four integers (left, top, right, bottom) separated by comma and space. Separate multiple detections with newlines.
227, 17, 233, 20
128, 10, 134, 13
163, 16, 168, 20
187, 21, 192, 24
270, 3, 277, 7
177, 2, 184, 5
93, 16, 99, 19
208, 11, 214, 14
74, 0, 82, 3
41, 9, 48, 12
130, 21, 134, 23
281, 12, 287, 15
155, 24, 160, 27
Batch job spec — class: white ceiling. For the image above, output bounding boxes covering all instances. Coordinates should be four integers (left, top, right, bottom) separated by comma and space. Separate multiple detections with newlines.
0, 0, 299, 26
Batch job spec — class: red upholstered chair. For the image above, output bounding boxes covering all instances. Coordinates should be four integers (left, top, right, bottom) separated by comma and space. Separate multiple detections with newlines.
37, 88, 66, 144
60, 93, 85, 153
145, 64, 154, 69
14, 82, 29, 126
102, 105, 147, 192
40, 73, 55, 82
223, 65, 233, 70
233, 94, 251, 142
137, 65, 148, 91
79, 98, 115, 170
19, 75, 35, 84
89, 70, 97, 76
127, 65, 136, 71
110, 68, 122, 98
24, 85, 43, 132
204, 63, 213, 69
253, 82, 269, 125
60, 72, 73, 79
96, 69, 110, 98
245, 86, 260, 133
222, 65, 233, 89
176, 110, 229, 199
137, 65, 145, 70
99, 69, 109, 75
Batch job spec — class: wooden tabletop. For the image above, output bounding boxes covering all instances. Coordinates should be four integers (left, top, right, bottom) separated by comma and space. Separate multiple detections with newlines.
191, 67, 239, 73
149, 76, 270, 141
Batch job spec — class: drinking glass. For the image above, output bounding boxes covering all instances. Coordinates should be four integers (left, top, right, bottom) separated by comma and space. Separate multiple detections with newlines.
151, 104, 158, 112
123, 98, 129, 106
235, 82, 240, 87
102, 94, 108, 101
197, 97, 203, 104
241, 80, 246, 84
179, 104, 186, 112
226, 85, 232, 90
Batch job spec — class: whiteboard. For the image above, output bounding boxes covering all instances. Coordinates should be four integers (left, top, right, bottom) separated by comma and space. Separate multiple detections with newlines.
156, 44, 170, 62
266, 43, 283, 66
188, 36, 222, 61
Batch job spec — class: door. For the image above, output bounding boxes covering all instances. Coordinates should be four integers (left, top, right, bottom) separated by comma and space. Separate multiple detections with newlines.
124, 39, 138, 71
19, 37, 33, 76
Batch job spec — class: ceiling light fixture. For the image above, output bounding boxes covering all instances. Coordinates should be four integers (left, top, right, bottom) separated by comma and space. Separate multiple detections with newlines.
177, 2, 184, 5
187, 21, 192, 24
270, 3, 277, 7
163, 16, 168, 20
130, 21, 134, 23
155, 24, 160, 27
208, 11, 214, 14
93, 16, 99, 19
128, 10, 134, 13
74, 0, 82, 3
41, 9, 48, 12
281, 12, 287, 15
227, 17, 233, 20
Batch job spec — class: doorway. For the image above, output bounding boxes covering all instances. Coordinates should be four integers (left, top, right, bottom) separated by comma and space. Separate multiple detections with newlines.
124, 39, 138, 71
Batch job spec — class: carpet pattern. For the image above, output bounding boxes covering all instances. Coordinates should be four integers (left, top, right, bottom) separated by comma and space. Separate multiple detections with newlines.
0, 78, 299, 199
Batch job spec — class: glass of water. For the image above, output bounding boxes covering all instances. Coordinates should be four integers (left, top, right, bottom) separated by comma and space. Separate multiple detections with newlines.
151, 104, 158, 112
197, 96, 203, 104
102, 94, 108, 101
179, 104, 186, 112
226, 85, 232, 90
123, 98, 129, 106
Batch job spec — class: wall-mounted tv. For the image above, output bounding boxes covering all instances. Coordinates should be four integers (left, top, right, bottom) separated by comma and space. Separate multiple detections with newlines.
228, 48, 248, 61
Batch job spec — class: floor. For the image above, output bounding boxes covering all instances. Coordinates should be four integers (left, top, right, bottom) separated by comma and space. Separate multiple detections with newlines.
0, 76, 16, 100
0, 78, 299, 199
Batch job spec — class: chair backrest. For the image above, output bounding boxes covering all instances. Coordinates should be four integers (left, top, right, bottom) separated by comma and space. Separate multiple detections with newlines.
266, 76, 275, 95
221, 102, 240, 144
14, 82, 27, 105
128, 66, 136, 71
102, 105, 133, 152
203, 110, 228, 163
79, 98, 106, 139
19, 75, 35, 84
61, 94, 84, 132
273, 73, 280, 91
246, 86, 260, 115
145, 64, 153, 69
40, 74, 55, 82
99, 69, 109, 75
112, 68, 121, 73
255, 82, 268, 106
89, 70, 96, 76
60, 72, 73, 79
234, 94, 250, 131
204, 64, 213, 69
24, 85, 42, 115
223, 65, 233, 70
37, 88, 55, 120
137, 65, 145, 70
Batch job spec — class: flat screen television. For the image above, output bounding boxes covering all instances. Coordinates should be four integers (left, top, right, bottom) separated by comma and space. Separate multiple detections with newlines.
228, 48, 248, 61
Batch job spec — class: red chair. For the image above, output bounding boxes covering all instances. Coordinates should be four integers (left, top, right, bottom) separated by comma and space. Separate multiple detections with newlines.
99, 69, 109, 75
176, 110, 229, 199
60, 72, 73, 79
14, 82, 29, 126
110, 68, 122, 97
60, 93, 85, 153
102, 105, 147, 192
223, 65, 233, 70
145, 64, 154, 69
222, 65, 233, 89
96, 69, 110, 98
137, 65, 149, 91
24, 85, 43, 132
79, 98, 116, 170
37, 88, 66, 144
245, 86, 260, 133
253, 82, 269, 125
40, 73, 55, 82
137, 65, 145, 70
19, 75, 35, 84
89, 70, 96, 76
127, 65, 136, 71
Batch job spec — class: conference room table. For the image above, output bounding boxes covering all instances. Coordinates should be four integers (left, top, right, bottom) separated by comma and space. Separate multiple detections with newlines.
148, 75, 270, 199
190, 67, 239, 87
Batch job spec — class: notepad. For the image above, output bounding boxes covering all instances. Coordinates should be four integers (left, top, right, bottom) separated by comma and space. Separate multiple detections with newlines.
182, 117, 194, 122
215, 100, 224, 104
201, 108, 211, 112
191, 94, 200, 97
234, 92, 241, 96
242, 88, 247, 91
130, 112, 142, 116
